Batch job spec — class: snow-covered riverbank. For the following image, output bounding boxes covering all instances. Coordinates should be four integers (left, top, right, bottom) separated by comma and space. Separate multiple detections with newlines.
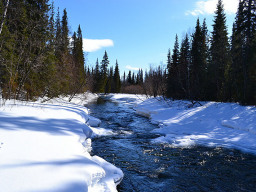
110, 94, 256, 154
0, 93, 123, 192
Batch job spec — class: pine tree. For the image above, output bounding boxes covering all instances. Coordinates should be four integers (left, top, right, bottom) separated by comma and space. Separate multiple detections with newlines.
127, 70, 132, 84
71, 31, 77, 57
61, 8, 69, 54
131, 72, 135, 85
113, 60, 121, 93
93, 58, 101, 93
230, 1, 244, 102
76, 25, 85, 84
230, 0, 256, 104
55, 7, 61, 59
178, 33, 190, 99
167, 49, 171, 70
209, 0, 231, 100
72, 25, 85, 87
99, 51, 109, 92
190, 18, 208, 100
123, 71, 126, 84
48, 1, 55, 49
105, 67, 113, 94
167, 34, 179, 99
140, 69, 144, 84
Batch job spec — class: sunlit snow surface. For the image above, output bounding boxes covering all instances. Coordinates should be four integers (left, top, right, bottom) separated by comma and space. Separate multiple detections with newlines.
110, 94, 256, 154
0, 92, 123, 192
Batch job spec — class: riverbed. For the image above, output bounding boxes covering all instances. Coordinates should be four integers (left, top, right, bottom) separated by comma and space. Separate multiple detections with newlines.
86, 96, 256, 192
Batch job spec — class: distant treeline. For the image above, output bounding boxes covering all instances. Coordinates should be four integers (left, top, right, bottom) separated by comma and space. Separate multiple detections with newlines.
88, 0, 255, 105
0, 0, 255, 105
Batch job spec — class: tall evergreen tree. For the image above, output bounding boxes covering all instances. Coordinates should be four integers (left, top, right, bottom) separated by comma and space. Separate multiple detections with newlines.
230, 1, 244, 102
60, 9, 69, 54
55, 7, 61, 59
178, 33, 190, 99
166, 35, 179, 99
113, 60, 121, 93
72, 25, 85, 86
123, 71, 126, 84
230, 0, 256, 104
190, 18, 208, 100
131, 72, 135, 85
48, 1, 55, 48
99, 51, 109, 92
209, 0, 231, 100
93, 58, 101, 93
77, 25, 85, 84
127, 70, 132, 84
105, 67, 113, 94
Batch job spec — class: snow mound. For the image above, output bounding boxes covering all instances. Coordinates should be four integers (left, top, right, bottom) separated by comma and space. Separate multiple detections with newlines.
110, 93, 147, 105
0, 93, 123, 192
111, 95, 256, 154
87, 115, 101, 127
221, 108, 256, 134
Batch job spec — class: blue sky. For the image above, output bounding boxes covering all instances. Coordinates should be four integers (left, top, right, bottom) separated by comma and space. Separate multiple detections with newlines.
54, 0, 239, 74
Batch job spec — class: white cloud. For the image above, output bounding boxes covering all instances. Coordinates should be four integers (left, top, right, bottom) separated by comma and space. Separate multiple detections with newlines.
83, 39, 114, 52
125, 65, 140, 71
186, 0, 239, 16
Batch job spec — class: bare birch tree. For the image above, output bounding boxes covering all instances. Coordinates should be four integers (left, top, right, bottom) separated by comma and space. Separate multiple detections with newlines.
0, 0, 9, 35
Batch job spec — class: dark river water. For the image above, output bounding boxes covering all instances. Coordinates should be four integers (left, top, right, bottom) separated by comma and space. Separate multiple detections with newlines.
86, 96, 256, 192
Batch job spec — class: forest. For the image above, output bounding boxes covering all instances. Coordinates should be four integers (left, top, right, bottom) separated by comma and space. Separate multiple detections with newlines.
0, 0, 255, 105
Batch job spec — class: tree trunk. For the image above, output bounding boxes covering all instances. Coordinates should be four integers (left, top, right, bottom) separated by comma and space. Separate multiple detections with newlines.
0, 0, 9, 35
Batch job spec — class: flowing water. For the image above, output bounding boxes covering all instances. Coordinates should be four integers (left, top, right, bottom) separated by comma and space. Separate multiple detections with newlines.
86, 96, 256, 192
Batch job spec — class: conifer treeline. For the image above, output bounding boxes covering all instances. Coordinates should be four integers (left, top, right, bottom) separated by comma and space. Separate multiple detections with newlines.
0, 0, 85, 100
86, 51, 121, 94
166, 0, 255, 105
0, 0, 255, 105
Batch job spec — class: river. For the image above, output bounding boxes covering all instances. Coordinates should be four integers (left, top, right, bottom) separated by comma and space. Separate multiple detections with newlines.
86, 96, 256, 192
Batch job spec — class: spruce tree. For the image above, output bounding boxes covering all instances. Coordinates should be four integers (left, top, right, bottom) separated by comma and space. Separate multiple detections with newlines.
113, 60, 121, 93
55, 7, 61, 59
123, 71, 126, 84
166, 35, 179, 99
230, 0, 256, 104
48, 1, 55, 49
71, 32, 77, 57
230, 1, 244, 102
61, 9, 69, 54
72, 25, 85, 87
178, 33, 190, 99
132, 72, 135, 85
190, 18, 208, 100
99, 51, 109, 92
76, 25, 85, 84
127, 71, 132, 84
93, 58, 101, 93
105, 67, 113, 94
209, 0, 231, 100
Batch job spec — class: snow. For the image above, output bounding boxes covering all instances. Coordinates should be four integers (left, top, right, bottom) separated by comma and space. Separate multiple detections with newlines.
0, 92, 123, 192
1, 92, 254, 191
111, 94, 256, 154
110, 93, 147, 105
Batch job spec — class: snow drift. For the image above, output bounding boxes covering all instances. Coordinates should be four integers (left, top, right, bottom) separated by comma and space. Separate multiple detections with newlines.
0, 93, 123, 192
111, 94, 256, 154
